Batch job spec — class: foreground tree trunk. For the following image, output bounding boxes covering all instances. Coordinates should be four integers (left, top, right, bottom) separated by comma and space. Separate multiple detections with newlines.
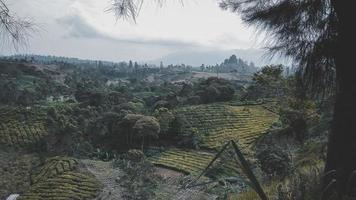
324, 1, 356, 198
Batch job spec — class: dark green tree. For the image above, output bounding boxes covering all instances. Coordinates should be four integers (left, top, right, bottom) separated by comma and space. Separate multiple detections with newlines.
247, 65, 286, 99
220, 0, 355, 197
133, 116, 160, 151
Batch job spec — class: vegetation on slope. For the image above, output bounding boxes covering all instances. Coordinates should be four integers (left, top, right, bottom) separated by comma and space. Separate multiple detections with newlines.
0, 57, 332, 199
173, 103, 278, 150
18, 156, 102, 200
0, 106, 47, 147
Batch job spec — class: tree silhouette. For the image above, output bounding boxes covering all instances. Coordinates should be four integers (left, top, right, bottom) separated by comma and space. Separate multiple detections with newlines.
219, 0, 355, 198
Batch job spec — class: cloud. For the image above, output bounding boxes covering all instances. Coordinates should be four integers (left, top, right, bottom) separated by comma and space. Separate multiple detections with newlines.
3, 0, 274, 64
55, 14, 204, 49
56, 15, 105, 39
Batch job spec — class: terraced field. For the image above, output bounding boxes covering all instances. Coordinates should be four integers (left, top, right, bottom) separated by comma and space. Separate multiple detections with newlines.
149, 149, 241, 178
175, 103, 278, 149
31, 156, 79, 184
150, 149, 214, 175
0, 106, 47, 147
152, 103, 278, 176
18, 157, 102, 200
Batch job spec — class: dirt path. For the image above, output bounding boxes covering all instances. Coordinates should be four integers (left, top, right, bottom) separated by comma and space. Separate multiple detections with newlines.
155, 167, 218, 200
81, 159, 124, 200
81, 160, 217, 200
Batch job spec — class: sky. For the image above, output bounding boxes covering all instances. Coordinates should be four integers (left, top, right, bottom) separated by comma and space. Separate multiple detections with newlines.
1, 0, 269, 65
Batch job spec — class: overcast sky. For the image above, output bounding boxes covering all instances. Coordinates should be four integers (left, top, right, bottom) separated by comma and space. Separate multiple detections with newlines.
1, 0, 266, 64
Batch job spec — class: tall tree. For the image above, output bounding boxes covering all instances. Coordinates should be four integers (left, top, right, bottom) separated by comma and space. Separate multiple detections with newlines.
219, 0, 354, 198
325, 1, 356, 198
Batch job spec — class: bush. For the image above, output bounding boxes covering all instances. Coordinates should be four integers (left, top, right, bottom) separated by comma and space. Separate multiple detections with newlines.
127, 149, 145, 162
115, 153, 160, 200
276, 167, 322, 200
153, 108, 174, 134
280, 109, 308, 142
197, 77, 235, 104
256, 145, 292, 179
133, 116, 160, 139
169, 114, 189, 135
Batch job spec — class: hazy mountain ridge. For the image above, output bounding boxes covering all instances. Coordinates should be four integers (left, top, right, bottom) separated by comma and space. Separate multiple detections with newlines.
151, 49, 292, 67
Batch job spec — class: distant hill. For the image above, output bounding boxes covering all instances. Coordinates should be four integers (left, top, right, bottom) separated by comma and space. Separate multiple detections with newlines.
150, 48, 292, 67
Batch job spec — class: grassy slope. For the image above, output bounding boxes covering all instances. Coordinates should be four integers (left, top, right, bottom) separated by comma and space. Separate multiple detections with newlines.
18, 156, 102, 200
0, 106, 47, 147
150, 103, 278, 177
175, 103, 278, 150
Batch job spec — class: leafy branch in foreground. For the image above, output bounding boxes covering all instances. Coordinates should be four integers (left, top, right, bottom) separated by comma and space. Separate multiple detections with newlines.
219, 0, 337, 96
106, 0, 182, 23
0, 0, 35, 49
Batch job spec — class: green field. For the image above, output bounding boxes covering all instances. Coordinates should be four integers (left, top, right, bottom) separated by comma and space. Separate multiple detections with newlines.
175, 103, 278, 149
150, 149, 214, 174
0, 106, 47, 147
18, 157, 102, 200
151, 103, 278, 176
149, 149, 241, 178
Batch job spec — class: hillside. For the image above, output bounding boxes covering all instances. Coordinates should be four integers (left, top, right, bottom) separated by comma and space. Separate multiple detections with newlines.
173, 103, 278, 150
0, 59, 329, 200
150, 49, 291, 67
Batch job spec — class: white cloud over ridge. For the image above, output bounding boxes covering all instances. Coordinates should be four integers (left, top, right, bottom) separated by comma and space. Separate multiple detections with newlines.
0, 0, 283, 65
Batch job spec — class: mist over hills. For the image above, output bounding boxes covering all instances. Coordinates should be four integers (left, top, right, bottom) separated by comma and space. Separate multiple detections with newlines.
150, 49, 292, 67
2, 48, 292, 70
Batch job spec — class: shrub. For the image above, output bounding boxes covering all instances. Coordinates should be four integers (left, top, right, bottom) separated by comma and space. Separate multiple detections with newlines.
256, 145, 292, 179
117, 101, 144, 113
169, 113, 189, 135
133, 116, 160, 139
153, 108, 174, 134
196, 77, 235, 104
127, 149, 145, 162
280, 109, 308, 142
117, 154, 160, 200
276, 167, 323, 200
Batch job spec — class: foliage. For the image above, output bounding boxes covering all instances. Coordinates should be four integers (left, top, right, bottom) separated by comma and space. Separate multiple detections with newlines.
0, 0, 34, 48
220, 0, 336, 94
295, 139, 327, 168
127, 149, 145, 162
172, 104, 278, 150
0, 106, 48, 149
92, 148, 118, 161
18, 156, 102, 200
245, 65, 287, 100
73, 141, 95, 158
153, 107, 174, 134
276, 167, 323, 200
149, 149, 215, 175
256, 144, 292, 179
0, 62, 68, 105
279, 75, 320, 142
44, 102, 80, 154
133, 116, 160, 150
0, 152, 40, 200
116, 152, 160, 200
0, 50, 334, 199
197, 77, 235, 104
133, 116, 160, 139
